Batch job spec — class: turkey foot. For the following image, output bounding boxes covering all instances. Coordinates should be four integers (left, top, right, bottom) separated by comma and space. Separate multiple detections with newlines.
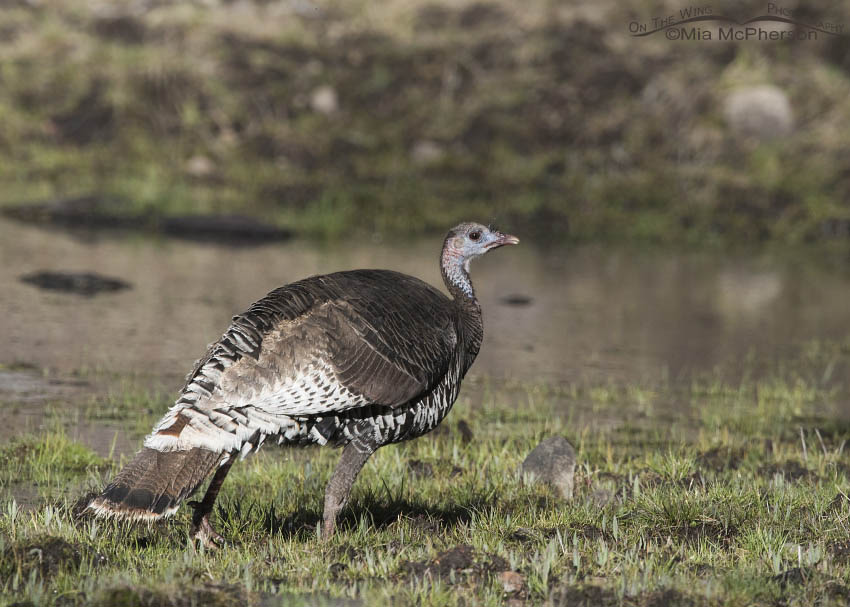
190, 508, 227, 549
188, 456, 235, 548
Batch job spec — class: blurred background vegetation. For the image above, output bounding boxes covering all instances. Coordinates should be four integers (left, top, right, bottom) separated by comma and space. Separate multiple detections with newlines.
2, 0, 850, 243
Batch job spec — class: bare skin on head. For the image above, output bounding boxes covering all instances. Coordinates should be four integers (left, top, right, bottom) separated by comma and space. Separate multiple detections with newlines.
87, 222, 519, 547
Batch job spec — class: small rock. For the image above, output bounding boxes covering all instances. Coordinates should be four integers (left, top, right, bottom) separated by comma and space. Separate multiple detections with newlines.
499, 570, 525, 594
310, 85, 338, 115
411, 140, 445, 165
521, 436, 576, 499
185, 155, 214, 178
723, 85, 793, 140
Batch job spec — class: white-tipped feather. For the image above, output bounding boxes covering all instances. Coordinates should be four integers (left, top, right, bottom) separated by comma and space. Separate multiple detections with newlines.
86, 498, 178, 521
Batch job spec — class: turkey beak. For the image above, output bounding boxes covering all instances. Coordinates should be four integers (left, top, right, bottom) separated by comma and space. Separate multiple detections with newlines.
492, 233, 520, 248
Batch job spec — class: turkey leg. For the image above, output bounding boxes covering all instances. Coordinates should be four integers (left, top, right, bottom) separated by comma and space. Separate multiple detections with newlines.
322, 442, 375, 539
189, 455, 235, 548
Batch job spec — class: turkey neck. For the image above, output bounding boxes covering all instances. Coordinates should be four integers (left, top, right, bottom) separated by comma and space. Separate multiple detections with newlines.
440, 245, 484, 371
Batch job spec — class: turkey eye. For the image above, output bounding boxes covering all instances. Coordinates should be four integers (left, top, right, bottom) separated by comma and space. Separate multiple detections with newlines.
469, 231, 481, 241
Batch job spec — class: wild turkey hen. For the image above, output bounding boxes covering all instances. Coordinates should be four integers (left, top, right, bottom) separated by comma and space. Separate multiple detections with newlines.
88, 222, 518, 545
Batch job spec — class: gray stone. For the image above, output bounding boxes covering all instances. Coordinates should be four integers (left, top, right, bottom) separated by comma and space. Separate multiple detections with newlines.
185, 155, 214, 178
723, 85, 793, 140
521, 436, 576, 499
310, 85, 338, 115
410, 140, 445, 165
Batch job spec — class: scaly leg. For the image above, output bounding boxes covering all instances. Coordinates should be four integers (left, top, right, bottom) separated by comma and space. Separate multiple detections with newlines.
322, 442, 375, 539
189, 455, 235, 548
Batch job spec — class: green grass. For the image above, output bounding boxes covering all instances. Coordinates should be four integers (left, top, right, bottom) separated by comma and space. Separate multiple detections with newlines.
0, 433, 106, 486
3, 350, 850, 605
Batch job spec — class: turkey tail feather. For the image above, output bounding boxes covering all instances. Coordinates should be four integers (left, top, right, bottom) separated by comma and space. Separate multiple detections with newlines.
88, 447, 224, 520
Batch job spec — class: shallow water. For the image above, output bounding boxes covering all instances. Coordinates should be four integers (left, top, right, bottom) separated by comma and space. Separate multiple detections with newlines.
2, 217, 850, 457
